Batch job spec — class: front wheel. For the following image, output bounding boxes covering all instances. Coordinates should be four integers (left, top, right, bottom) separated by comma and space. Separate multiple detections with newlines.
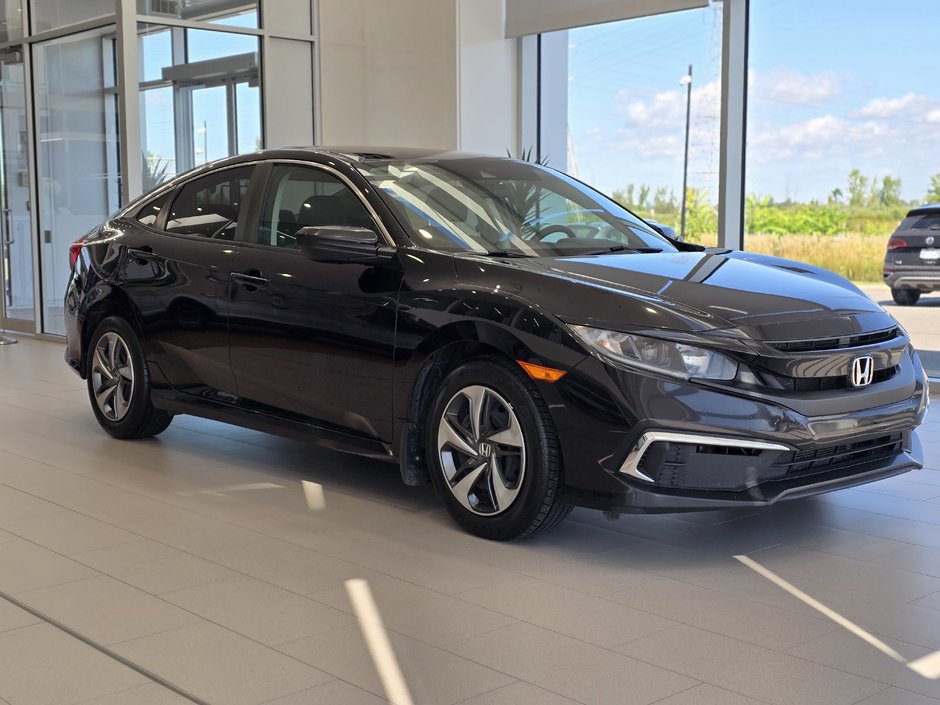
427, 358, 571, 540
86, 316, 172, 439
891, 287, 921, 306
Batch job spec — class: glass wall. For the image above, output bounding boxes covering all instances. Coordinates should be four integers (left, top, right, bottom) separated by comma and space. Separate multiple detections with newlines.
0, 48, 32, 329
137, 0, 258, 28
0, 0, 23, 43
745, 0, 940, 375
139, 22, 260, 184
34, 27, 120, 335
0, 1, 310, 336
31, 0, 114, 33
566, 5, 723, 245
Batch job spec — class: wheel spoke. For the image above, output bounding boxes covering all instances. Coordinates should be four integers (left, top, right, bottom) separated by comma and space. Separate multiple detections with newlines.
114, 385, 130, 417
489, 456, 518, 512
487, 413, 523, 449
94, 346, 113, 380
438, 417, 477, 457
451, 461, 487, 513
116, 365, 133, 382
95, 385, 116, 413
108, 334, 121, 371
464, 386, 488, 440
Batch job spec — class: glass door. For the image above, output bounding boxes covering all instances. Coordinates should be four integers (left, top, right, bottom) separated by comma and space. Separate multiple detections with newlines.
0, 48, 34, 333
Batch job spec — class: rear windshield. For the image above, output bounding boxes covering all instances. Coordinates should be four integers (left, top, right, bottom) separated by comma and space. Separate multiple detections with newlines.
899, 213, 940, 231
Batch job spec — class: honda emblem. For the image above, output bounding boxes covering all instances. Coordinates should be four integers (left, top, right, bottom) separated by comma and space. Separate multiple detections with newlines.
850, 356, 874, 388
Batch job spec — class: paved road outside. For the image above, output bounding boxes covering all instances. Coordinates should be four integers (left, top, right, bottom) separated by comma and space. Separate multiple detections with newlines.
859, 284, 940, 376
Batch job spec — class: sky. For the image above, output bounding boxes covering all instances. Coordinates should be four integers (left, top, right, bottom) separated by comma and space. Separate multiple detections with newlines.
566, 0, 940, 204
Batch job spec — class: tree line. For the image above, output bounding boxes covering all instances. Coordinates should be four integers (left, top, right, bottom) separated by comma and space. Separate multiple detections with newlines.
612, 170, 940, 240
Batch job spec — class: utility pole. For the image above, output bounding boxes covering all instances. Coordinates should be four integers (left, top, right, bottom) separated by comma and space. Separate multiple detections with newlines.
680, 64, 693, 241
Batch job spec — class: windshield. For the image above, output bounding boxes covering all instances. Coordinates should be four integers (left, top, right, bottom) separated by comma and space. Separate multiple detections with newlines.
359, 156, 676, 257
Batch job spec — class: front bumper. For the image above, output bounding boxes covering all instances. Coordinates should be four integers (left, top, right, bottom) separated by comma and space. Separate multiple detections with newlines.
554, 348, 928, 512
598, 428, 922, 513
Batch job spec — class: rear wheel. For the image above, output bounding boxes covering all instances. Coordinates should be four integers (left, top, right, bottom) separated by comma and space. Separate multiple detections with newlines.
427, 358, 571, 540
891, 287, 921, 306
86, 316, 172, 439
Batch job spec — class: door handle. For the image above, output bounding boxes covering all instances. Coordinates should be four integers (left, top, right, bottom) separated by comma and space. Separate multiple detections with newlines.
232, 271, 269, 291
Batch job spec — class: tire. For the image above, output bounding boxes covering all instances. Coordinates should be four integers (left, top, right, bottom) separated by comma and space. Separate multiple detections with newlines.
427, 357, 571, 540
891, 287, 921, 306
86, 316, 172, 439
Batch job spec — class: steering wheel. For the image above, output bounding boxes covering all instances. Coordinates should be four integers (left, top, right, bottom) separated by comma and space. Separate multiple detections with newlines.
532, 224, 578, 242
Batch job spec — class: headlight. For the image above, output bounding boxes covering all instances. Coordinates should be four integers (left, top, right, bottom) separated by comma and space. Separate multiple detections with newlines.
569, 325, 738, 380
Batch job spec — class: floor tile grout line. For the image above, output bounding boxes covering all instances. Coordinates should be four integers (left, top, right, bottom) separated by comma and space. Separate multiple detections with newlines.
650, 680, 777, 705
0, 496, 397, 680
451, 679, 591, 705
615, 634, 891, 703
657, 561, 940, 637
0, 588, 212, 705
9, 462, 940, 678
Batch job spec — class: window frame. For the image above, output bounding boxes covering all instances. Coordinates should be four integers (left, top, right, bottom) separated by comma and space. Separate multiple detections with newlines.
239, 159, 393, 251
159, 162, 259, 240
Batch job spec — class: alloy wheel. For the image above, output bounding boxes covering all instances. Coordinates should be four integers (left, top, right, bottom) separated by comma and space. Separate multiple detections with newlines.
90, 331, 135, 421
436, 384, 526, 516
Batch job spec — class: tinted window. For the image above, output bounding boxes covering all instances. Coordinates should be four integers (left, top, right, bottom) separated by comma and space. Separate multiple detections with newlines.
165, 165, 253, 239
255, 165, 375, 248
360, 157, 673, 257
134, 191, 171, 226
909, 214, 940, 230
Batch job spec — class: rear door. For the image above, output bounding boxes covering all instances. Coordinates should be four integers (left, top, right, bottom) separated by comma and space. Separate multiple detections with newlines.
227, 161, 400, 441
120, 164, 256, 397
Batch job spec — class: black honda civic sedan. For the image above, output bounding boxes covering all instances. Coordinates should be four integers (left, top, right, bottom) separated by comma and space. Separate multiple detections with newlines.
65, 148, 928, 540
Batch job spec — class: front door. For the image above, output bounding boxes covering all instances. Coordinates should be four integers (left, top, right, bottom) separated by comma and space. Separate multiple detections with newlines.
0, 50, 33, 334
227, 162, 400, 442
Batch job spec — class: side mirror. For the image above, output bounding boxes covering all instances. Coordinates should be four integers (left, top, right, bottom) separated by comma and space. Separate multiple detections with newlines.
295, 226, 396, 264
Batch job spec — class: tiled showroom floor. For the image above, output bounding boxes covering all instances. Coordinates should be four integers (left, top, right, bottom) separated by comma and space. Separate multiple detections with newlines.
1, 336, 940, 705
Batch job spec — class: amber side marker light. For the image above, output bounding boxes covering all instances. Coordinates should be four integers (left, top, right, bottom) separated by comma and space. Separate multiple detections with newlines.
517, 360, 567, 382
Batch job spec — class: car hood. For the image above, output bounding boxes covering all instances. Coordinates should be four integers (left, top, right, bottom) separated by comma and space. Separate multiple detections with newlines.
454, 249, 897, 341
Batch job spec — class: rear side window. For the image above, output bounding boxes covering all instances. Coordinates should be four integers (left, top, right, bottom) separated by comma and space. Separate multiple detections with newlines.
165, 165, 254, 239
134, 191, 171, 226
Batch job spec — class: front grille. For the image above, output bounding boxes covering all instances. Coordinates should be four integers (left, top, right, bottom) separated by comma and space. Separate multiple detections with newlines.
770, 365, 898, 392
630, 432, 905, 493
783, 433, 904, 477
768, 327, 899, 353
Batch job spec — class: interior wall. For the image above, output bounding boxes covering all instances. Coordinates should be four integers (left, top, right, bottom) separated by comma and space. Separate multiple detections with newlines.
457, 0, 517, 156
317, 0, 459, 149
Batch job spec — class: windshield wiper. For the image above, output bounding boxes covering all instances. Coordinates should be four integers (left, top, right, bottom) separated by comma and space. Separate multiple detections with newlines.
478, 250, 534, 258
569, 245, 664, 256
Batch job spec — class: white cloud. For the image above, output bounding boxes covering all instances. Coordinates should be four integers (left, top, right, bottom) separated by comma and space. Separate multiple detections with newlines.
746, 92, 940, 171
752, 69, 841, 106
858, 92, 938, 118
617, 78, 722, 133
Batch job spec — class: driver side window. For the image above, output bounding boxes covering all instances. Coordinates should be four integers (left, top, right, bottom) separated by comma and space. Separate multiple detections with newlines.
255, 165, 375, 249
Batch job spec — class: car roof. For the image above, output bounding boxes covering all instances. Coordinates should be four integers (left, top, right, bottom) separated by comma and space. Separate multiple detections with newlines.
223, 146, 493, 165
123, 147, 520, 215
908, 203, 940, 216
